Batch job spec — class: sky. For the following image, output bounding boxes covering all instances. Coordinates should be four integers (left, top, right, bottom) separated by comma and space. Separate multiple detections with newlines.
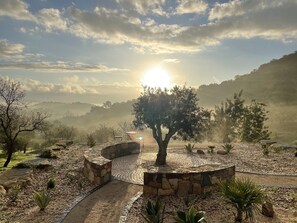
0, 0, 297, 104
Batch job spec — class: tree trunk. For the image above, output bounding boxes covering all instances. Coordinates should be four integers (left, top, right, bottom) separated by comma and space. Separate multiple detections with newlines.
155, 143, 167, 166
235, 209, 243, 222
3, 148, 13, 167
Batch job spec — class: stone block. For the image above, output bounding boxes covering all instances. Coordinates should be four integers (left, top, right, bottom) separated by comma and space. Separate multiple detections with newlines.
192, 183, 202, 194
158, 188, 174, 196
168, 179, 178, 190
192, 174, 201, 182
177, 180, 191, 196
94, 176, 101, 185
143, 185, 157, 195
88, 171, 94, 182
101, 169, 107, 177
162, 178, 171, 189
211, 176, 220, 185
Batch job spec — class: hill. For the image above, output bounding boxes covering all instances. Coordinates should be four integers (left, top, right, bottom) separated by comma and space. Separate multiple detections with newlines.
197, 51, 297, 106
31, 102, 93, 120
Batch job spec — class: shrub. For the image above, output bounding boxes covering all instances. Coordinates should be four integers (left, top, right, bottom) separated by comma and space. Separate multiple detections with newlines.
39, 149, 57, 159
33, 191, 51, 211
262, 144, 269, 156
184, 143, 195, 153
142, 199, 165, 223
87, 134, 96, 148
207, 145, 215, 153
222, 143, 234, 154
8, 184, 21, 202
47, 178, 55, 189
220, 178, 265, 222
174, 206, 206, 223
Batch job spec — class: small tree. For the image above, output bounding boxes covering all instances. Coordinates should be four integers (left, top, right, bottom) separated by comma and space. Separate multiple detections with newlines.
0, 78, 47, 167
133, 86, 209, 165
242, 100, 270, 142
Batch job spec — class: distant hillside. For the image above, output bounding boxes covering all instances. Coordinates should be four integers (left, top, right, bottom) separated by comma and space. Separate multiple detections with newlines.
60, 100, 136, 130
31, 102, 93, 120
197, 51, 297, 106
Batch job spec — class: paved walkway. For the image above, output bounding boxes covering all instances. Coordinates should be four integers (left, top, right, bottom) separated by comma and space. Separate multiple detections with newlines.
62, 152, 297, 223
62, 180, 142, 223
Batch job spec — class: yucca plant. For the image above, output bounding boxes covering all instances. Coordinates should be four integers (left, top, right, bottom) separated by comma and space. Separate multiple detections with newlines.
33, 190, 51, 211
174, 206, 206, 223
142, 199, 165, 223
219, 178, 265, 222
222, 143, 234, 154
207, 146, 215, 154
185, 143, 195, 153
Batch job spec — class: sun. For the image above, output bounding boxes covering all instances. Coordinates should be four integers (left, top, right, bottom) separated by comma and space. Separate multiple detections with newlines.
142, 67, 171, 89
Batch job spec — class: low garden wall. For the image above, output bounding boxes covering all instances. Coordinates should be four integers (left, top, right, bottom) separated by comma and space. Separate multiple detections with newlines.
83, 141, 140, 185
143, 165, 235, 196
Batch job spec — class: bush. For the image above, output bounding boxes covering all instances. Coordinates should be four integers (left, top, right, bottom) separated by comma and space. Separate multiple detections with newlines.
220, 178, 265, 222
207, 145, 215, 153
8, 184, 21, 202
222, 143, 234, 154
87, 134, 96, 148
184, 143, 195, 153
262, 144, 269, 156
47, 178, 55, 189
39, 149, 57, 159
33, 191, 51, 211
174, 206, 206, 223
142, 199, 165, 223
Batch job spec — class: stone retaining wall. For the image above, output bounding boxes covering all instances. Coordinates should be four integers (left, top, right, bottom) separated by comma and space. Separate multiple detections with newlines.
143, 165, 235, 196
83, 141, 140, 185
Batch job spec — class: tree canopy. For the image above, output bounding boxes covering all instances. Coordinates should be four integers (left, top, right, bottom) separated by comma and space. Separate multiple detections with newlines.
133, 86, 210, 165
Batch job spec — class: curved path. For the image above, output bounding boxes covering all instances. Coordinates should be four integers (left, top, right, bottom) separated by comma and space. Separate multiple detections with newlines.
62, 180, 142, 223
62, 153, 297, 223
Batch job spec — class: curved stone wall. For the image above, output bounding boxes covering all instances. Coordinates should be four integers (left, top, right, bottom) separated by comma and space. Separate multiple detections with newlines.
83, 141, 140, 185
143, 165, 235, 196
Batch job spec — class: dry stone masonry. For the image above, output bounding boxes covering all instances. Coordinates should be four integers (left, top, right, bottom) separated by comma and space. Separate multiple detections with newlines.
143, 165, 235, 196
83, 141, 140, 185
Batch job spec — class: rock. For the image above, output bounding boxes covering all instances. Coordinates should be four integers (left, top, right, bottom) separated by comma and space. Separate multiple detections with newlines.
260, 140, 277, 146
262, 201, 274, 217
177, 180, 191, 196
162, 178, 171, 189
192, 183, 202, 194
271, 143, 297, 150
158, 188, 174, 196
197, 149, 205, 155
217, 150, 228, 155
55, 140, 73, 149
0, 185, 6, 194
51, 147, 61, 151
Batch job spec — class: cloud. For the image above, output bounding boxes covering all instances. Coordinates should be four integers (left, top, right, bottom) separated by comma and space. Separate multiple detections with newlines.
0, 0, 35, 21
0, 39, 25, 61
37, 8, 67, 31
163, 58, 180, 63
115, 0, 166, 15
0, 61, 129, 72
175, 0, 208, 15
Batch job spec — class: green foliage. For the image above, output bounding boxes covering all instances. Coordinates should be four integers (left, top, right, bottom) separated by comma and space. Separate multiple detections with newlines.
262, 144, 270, 156
222, 143, 234, 154
174, 206, 206, 223
142, 199, 165, 223
86, 134, 96, 148
185, 143, 195, 153
211, 91, 270, 143
8, 184, 21, 202
207, 146, 215, 154
39, 149, 57, 159
219, 178, 265, 222
47, 178, 55, 189
242, 100, 270, 142
33, 190, 51, 211
133, 86, 210, 165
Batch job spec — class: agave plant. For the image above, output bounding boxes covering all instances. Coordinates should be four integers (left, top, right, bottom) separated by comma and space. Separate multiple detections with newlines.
219, 178, 265, 222
174, 206, 206, 223
185, 143, 196, 153
222, 143, 234, 154
33, 190, 51, 211
142, 199, 165, 223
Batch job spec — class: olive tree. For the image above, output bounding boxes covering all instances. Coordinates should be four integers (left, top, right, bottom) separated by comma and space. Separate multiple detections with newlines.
133, 86, 209, 165
0, 78, 47, 167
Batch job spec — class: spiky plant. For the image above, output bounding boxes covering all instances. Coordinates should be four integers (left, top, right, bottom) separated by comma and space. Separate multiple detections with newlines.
33, 191, 51, 211
174, 206, 207, 223
185, 143, 195, 153
219, 178, 265, 222
222, 143, 234, 154
142, 198, 165, 223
